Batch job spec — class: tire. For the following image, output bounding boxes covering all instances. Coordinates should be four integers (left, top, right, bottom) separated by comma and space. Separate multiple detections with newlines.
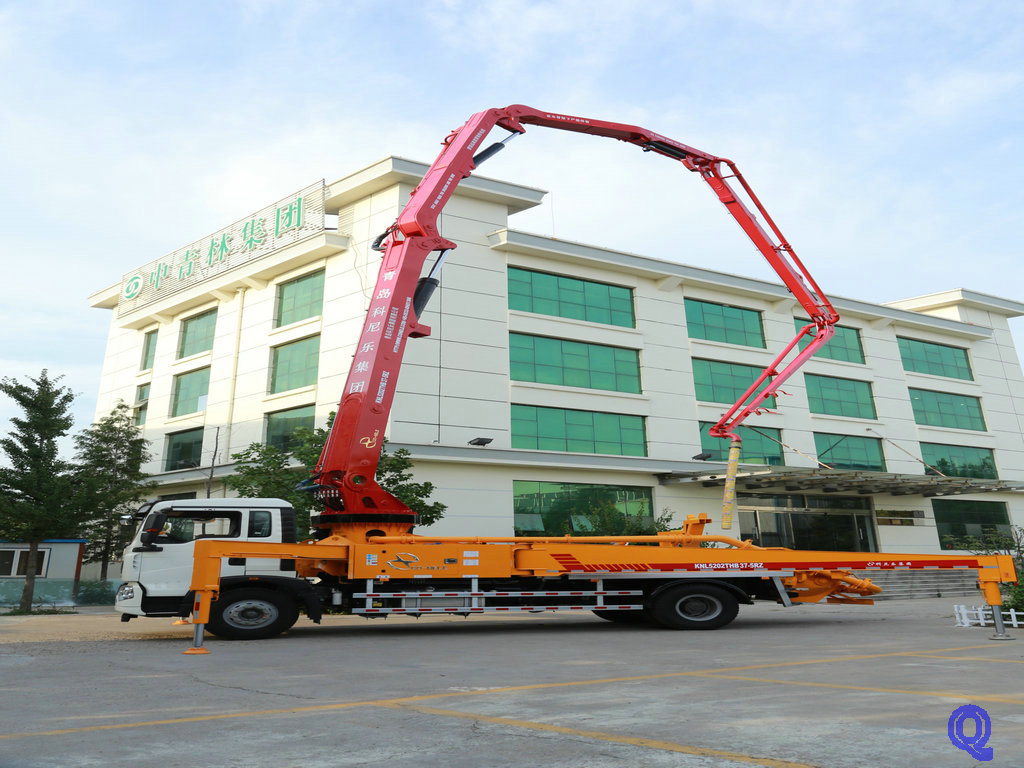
207, 588, 300, 640
648, 584, 739, 630
592, 609, 649, 624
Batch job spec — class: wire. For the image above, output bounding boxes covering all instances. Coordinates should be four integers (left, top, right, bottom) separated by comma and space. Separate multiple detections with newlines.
741, 425, 834, 469
865, 427, 948, 477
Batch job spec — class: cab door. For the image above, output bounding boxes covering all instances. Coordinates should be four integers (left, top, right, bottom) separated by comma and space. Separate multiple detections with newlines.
137, 510, 247, 597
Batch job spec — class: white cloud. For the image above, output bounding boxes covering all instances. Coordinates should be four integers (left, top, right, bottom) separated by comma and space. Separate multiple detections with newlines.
904, 70, 1022, 121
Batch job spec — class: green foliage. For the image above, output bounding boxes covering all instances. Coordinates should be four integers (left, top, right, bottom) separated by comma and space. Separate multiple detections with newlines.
75, 580, 119, 606
532, 487, 671, 536
73, 402, 154, 578
1003, 582, 1024, 612
225, 442, 314, 537
0, 370, 86, 610
940, 526, 1024, 564
227, 413, 446, 533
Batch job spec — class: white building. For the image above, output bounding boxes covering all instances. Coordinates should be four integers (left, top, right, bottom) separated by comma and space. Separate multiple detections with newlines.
89, 157, 1024, 555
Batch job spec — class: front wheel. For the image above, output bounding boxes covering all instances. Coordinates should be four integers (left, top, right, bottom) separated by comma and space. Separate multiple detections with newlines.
648, 584, 739, 630
207, 588, 299, 640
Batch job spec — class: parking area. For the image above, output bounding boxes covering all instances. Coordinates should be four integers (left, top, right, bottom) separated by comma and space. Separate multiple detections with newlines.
0, 597, 1021, 768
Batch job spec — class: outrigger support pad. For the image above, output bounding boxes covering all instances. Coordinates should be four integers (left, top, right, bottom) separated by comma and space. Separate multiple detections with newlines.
183, 622, 211, 655
990, 608, 1015, 641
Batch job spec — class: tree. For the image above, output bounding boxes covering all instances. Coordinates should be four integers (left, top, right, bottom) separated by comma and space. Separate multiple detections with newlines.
0, 371, 86, 611
227, 414, 446, 536
73, 402, 154, 580
225, 443, 316, 536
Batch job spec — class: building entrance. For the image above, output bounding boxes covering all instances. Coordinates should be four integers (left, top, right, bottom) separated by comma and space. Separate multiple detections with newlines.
736, 492, 877, 552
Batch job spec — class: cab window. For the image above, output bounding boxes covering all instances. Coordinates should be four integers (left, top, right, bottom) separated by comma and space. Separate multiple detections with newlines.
157, 511, 241, 544
248, 510, 272, 538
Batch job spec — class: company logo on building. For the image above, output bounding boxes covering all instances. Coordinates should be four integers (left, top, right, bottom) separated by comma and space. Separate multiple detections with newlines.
117, 180, 326, 317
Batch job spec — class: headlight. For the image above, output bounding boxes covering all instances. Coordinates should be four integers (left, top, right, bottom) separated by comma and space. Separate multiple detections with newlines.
116, 583, 136, 601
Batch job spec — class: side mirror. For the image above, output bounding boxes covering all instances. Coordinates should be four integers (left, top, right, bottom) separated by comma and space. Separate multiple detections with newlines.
139, 512, 167, 547
118, 514, 135, 528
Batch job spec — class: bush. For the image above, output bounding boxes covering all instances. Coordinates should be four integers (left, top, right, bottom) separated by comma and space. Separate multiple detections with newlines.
75, 580, 119, 606
1003, 582, 1024, 612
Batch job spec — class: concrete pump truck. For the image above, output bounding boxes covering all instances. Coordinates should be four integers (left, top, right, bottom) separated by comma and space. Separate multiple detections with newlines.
113, 105, 1018, 653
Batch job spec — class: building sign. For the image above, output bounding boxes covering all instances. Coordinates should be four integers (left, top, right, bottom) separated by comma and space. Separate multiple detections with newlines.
118, 181, 326, 317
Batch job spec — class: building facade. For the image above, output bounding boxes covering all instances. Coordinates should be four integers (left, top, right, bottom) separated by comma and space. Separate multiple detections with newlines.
89, 157, 1024, 555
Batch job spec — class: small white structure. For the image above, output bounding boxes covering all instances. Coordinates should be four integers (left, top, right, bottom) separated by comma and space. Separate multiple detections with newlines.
0, 540, 87, 606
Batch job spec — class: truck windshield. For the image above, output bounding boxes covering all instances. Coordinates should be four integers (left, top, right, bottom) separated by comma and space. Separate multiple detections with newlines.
158, 512, 240, 544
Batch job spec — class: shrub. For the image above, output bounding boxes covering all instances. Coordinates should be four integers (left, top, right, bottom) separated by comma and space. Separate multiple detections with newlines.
75, 580, 118, 606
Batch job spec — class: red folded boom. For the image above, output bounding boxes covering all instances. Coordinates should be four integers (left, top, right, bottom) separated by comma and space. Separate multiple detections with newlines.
314, 105, 839, 524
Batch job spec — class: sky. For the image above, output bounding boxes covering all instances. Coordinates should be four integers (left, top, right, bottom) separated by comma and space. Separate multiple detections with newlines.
1, 0, 1023, 455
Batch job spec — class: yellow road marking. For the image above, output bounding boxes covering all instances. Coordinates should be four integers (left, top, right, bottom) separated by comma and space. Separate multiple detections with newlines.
906, 654, 1024, 664
689, 673, 1024, 704
383, 703, 817, 768
0, 642, 1015, 741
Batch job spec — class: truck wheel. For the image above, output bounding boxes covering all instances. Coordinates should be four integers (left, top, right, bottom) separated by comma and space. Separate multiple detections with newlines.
592, 610, 648, 624
207, 588, 299, 640
649, 584, 738, 630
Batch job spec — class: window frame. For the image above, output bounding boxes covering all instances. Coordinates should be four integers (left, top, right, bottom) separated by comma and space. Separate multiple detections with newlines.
804, 374, 877, 419
692, 358, 777, 408
511, 404, 647, 456
686, 298, 766, 348
270, 335, 321, 394
177, 308, 218, 359
794, 319, 865, 363
165, 427, 205, 472
507, 267, 635, 328
275, 269, 326, 328
509, 333, 641, 393
812, 432, 886, 471
920, 442, 997, 479
0, 548, 51, 578
170, 367, 210, 417
140, 329, 158, 371
897, 336, 973, 381
908, 388, 986, 431
265, 404, 315, 452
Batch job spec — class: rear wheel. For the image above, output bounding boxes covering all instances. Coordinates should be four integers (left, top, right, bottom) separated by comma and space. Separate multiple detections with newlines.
592, 609, 648, 624
648, 584, 739, 630
207, 588, 299, 640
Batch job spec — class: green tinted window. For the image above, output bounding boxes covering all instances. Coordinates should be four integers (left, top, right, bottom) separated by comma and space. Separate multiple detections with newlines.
794, 320, 865, 363
513, 480, 653, 535
276, 270, 325, 327
134, 383, 150, 426
178, 309, 217, 358
511, 404, 646, 456
686, 299, 765, 347
813, 432, 885, 471
165, 428, 204, 471
171, 368, 210, 417
266, 405, 315, 452
509, 334, 641, 393
692, 359, 776, 408
805, 374, 876, 419
932, 499, 1010, 547
270, 336, 320, 394
908, 388, 986, 431
140, 330, 158, 370
699, 423, 784, 465
507, 267, 634, 327
898, 337, 972, 380
921, 443, 996, 479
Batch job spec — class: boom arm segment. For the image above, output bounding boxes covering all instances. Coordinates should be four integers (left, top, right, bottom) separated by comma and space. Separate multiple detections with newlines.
313, 105, 839, 527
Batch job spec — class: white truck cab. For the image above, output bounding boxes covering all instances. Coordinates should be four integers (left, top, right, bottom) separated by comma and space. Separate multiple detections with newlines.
116, 498, 316, 638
